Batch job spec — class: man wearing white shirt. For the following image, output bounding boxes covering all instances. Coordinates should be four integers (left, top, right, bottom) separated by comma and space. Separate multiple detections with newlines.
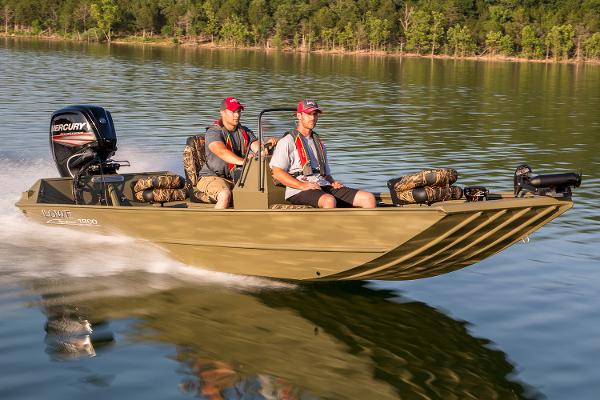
270, 99, 376, 209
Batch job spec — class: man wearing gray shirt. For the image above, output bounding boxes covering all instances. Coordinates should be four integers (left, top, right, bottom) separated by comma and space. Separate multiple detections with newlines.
270, 100, 376, 208
196, 97, 271, 208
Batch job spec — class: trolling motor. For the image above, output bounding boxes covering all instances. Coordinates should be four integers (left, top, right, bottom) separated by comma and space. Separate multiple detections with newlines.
50, 105, 128, 204
514, 165, 581, 198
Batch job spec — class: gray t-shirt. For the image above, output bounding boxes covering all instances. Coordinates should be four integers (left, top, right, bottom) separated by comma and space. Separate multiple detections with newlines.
269, 132, 331, 199
199, 124, 256, 178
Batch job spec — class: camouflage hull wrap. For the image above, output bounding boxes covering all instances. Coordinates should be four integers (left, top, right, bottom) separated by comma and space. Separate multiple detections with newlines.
388, 168, 458, 192
395, 185, 463, 205
182, 135, 208, 202
133, 174, 187, 203
133, 175, 185, 192
134, 188, 188, 203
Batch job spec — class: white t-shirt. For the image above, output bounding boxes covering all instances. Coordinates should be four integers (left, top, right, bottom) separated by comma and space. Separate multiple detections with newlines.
269, 133, 332, 199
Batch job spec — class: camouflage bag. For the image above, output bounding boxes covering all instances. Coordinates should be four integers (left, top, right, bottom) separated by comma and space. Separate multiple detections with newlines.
395, 185, 463, 205
133, 174, 185, 192
133, 174, 187, 203
134, 189, 188, 203
387, 168, 458, 193
182, 135, 207, 192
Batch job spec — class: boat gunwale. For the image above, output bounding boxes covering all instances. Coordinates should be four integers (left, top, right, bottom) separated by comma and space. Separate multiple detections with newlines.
16, 194, 572, 214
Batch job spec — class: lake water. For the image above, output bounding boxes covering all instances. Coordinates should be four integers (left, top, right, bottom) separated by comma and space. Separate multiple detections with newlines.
1, 38, 599, 399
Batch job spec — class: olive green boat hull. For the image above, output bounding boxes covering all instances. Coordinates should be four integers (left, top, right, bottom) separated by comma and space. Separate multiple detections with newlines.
15, 173, 573, 281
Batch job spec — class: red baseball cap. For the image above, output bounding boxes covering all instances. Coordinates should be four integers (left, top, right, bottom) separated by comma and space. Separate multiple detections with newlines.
297, 99, 322, 114
220, 97, 245, 112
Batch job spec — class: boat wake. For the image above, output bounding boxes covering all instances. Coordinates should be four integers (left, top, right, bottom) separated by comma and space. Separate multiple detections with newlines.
0, 156, 293, 291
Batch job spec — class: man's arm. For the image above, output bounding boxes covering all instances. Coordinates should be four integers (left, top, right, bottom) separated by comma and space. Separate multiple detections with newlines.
208, 141, 245, 166
249, 137, 278, 155
272, 167, 320, 190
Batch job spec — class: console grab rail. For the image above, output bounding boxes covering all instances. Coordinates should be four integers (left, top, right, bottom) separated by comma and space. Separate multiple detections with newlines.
257, 108, 296, 192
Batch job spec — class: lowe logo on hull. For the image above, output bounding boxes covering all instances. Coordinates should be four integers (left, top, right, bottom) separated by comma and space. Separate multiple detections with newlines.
52, 122, 89, 132
41, 209, 99, 226
42, 209, 72, 219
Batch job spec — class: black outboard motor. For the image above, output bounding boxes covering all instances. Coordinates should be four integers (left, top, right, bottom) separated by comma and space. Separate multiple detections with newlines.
50, 105, 118, 177
50, 105, 129, 204
514, 165, 581, 198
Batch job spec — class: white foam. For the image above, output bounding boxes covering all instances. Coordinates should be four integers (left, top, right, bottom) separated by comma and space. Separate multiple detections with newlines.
112, 148, 185, 177
0, 157, 293, 291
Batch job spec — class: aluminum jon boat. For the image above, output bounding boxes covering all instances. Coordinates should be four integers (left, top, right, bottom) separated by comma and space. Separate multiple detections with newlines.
15, 106, 581, 281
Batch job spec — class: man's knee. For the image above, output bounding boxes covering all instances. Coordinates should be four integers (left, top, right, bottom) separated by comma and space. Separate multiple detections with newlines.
217, 189, 232, 200
354, 191, 376, 208
215, 189, 232, 208
318, 194, 336, 208
197, 176, 234, 206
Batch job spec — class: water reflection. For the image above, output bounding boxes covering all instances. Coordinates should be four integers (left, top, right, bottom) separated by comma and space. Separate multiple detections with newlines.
41, 300, 115, 361
31, 277, 542, 399
44, 308, 95, 361
178, 355, 315, 400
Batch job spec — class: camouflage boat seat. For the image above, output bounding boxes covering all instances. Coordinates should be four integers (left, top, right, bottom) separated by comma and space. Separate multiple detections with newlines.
393, 185, 463, 205
182, 135, 210, 203
387, 168, 463, 205
133, 174, 187, 204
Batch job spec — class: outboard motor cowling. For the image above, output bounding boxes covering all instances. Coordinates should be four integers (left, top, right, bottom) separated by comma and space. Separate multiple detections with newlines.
50, 105, 117, 177
50, 105, 129, 205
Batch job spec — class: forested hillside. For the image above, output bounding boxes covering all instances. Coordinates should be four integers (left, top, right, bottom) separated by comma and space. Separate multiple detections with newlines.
2, 0, 600, 60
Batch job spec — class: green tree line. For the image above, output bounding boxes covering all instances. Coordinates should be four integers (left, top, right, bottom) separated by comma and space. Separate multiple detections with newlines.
2, 0, 600, 61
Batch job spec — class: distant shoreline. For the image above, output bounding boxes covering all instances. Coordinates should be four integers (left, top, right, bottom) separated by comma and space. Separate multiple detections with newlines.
3, 33, 599, 66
